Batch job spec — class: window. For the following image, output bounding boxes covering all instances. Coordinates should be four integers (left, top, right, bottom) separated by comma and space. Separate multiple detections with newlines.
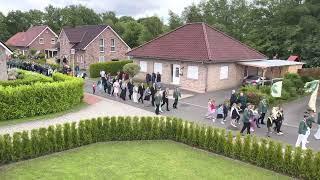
154, 63, 162, 74
187, 66, 198, 80
80, 56, 83, 64
51, 38, 56, 44
99, 56, 105, 62
111, 39, 115, 52
220, 66, 229, 80
140, 61, 147, 72
39, 38, 44, 44
99, 39, 104, 52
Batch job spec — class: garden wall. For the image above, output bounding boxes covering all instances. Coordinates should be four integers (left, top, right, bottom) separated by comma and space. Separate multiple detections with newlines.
0, 73, 84, 120
0, 116, 318, 180
298, 68, 320, 79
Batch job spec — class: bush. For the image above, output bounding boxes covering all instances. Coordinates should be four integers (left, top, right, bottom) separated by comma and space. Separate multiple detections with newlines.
0, 72, 84, 120
0, 116, 318, 179
123, 63, 140, 78
0, 70, 53, 87
89, 60, 132, 78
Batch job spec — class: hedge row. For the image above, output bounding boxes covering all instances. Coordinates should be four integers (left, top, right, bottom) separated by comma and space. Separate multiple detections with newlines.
89, 60, 132, 78
0, 73, 84, 120
0, 116, 319, 179
0, 70, 53, 87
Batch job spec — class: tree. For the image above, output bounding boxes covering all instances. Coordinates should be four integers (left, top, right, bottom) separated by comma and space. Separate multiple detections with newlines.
0, 12, 10, 41
123, 63, 140, 78
5, 11, 29, 36
182, 3, 203, 23
138, 16, 164, 43
44, 5, 62, 33
168, 10, 183, 30
26, 10, 44, 26
101, 11, 118, 27
122, 21, 143, 48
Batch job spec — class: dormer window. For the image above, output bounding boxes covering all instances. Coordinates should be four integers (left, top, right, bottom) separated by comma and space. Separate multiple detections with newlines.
99, 39, 104, 52
39, 38, 44, 44
111, 39, 115, 52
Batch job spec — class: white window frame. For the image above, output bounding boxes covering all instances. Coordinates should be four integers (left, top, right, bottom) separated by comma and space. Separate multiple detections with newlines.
99, 39, 105, 52
140, 61, 147, 72
220, 65, 229, 80
99, 56, 105, 62
154, 62, 163, 74
187, 65, 199, 80
51, 38, 56, 44
111, 39, 115, 52
39, 38, 44, 44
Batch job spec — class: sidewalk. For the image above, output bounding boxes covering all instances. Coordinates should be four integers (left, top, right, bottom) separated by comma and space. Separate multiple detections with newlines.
0, 93, 154, 135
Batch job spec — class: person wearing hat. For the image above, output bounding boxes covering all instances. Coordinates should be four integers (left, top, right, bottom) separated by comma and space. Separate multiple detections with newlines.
258, 98, 268, 125
295, 114, 309, 150
314, 112, 320, 140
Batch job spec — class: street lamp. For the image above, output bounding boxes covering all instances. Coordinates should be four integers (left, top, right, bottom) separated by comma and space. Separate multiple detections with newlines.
70, 49, 75, 76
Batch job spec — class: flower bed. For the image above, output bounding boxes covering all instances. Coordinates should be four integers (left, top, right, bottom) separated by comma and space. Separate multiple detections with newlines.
0, 73, 84, 120
0, 116, 318, 179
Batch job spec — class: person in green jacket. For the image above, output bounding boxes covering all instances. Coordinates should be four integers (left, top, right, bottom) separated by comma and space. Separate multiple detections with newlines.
314, 112, 320, 140
295, 115, 309, 150
258, 98, 268, 125
238, 92, 247, 112
305, 110, 316, 143
173, 87, 181, 109
240, 104, 252, 135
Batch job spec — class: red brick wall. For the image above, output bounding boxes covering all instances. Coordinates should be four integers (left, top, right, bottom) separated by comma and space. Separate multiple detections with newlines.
59, 27, 130, 69
29, 28, 57, 52
84, 27, 130, 66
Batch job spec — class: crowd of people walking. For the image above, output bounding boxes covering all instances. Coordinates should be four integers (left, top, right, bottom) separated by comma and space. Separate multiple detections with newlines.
94, 71, 182, 115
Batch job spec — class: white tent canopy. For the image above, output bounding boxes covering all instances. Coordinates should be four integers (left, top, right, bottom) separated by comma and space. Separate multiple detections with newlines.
238, 59, 304, 69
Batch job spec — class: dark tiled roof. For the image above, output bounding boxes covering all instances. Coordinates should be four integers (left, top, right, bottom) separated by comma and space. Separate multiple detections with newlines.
127, 23, 267, 62
63, 25, 108, 50
6, 26, 48, 47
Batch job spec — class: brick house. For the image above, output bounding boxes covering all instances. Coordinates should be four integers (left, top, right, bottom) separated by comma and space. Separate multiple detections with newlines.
58, 25, 130, 69
6, 25, 58, 57
0, 41, 13, 80
127, 23, 303, 93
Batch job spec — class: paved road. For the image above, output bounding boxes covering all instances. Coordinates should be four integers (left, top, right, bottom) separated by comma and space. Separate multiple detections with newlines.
85, 80, 320, 151
0, 94, 154, 135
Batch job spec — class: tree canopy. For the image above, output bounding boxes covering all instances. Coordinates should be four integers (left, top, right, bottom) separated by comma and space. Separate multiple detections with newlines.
0, 1, 319, 67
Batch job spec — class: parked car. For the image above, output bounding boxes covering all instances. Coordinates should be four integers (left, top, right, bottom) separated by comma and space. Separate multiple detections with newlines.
242, 75, 271, 86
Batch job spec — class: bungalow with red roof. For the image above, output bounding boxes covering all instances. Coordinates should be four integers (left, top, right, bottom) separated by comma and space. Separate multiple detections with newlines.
6, 25, 58, 58
58, 25, 130, 69
0, 41, 13, 80
127, 23, 303, 93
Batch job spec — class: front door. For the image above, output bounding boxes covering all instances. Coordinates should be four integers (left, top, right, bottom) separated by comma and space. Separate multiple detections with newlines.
172, 64, 180, 84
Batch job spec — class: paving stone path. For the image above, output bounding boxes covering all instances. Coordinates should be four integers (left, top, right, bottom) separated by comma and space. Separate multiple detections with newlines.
0, 93, 154, 135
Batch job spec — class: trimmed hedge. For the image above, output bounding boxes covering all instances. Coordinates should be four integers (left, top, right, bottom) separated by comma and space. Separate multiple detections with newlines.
89, 60, 132, 78
0, 116, 318, 179
0, 73, 84, 120
0, 70, 53, 87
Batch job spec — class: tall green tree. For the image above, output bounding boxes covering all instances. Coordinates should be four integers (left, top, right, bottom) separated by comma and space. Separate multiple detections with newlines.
168, 10, 183, 30
122, 21, 143, 48
138, 16, 164, 43
182, 3, 203, 23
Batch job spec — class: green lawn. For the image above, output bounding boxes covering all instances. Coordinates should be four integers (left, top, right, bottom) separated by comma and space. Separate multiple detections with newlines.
0, 102, 88, 127
0, 141, 290, 180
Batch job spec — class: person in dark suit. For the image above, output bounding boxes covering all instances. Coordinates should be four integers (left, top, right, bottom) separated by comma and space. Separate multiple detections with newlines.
161, 88, 170, 111
151, 72, 156, 84
138, 83, 145, 104
150, 83, 157, 106
127, 79, 134, 100
156, 72, 161, 82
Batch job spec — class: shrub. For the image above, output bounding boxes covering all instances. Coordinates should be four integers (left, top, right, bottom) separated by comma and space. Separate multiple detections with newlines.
2, 134, 13, 163
21, 131, 31, 159
283, 145, 293, 175
47, 126, 56, 153
0, 70, 53, 87
292, 147, 303, 177
234, 133, 243, 160
38, 128, 48, 155
273, 142, 283, 172
250, 136, 259, 164
243, 135, 251, 162
301, 149, 314, 180
30, 130, 40, 157
123, 63, 140, 78
0, 72, 84, 120
71, 122, 79, 147
12, 132, 22, 161
55, 125, 64, 151
224, 131, 233, 158
63, 123, 72, 149
89, 60, 132, 78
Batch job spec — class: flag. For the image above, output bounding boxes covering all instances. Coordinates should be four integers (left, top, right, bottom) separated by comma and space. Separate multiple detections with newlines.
304, 80, 319, 112
271, 81, 282, 97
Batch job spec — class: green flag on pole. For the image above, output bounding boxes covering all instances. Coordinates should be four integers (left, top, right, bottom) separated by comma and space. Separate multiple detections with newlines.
271, 81, 282, 97
304, 80, 319, 112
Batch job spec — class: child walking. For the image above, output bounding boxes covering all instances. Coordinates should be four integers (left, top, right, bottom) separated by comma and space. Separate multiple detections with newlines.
216, 104, 225, 124
205, 99, 216, 122
92, 83, 96, 94
230, 103, 240, 127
